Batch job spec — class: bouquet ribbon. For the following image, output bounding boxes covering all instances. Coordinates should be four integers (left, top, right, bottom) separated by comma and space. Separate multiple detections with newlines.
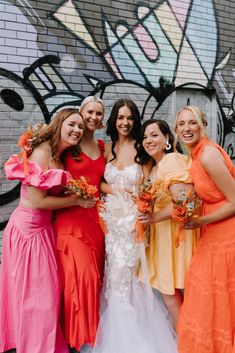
134, 219, 146, 243
174, 225, 186, 248
18, 150, 29, 175
136, 228, 153, 309
96, 200, 108, 235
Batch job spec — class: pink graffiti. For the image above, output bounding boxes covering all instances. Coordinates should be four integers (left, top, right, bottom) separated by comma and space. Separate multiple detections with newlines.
133, 24, 158, 61
168, 0, 191, 28
104, 52, 123, 79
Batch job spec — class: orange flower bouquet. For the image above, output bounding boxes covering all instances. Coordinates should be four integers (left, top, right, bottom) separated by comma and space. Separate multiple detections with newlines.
64, 176, 97, 199
133, 178, 162, 242
134, 178, 161, 213
172, 189, 202, 246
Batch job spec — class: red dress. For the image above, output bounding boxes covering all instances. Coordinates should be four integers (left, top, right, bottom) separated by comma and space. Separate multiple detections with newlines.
55, 140, 105, 351
177, 137, 235, 353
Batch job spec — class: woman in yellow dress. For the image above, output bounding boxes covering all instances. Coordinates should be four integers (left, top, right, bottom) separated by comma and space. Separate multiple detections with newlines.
135, 118, 200, 329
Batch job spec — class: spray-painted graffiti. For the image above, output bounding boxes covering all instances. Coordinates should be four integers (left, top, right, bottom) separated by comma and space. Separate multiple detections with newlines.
0, 0, 235, 231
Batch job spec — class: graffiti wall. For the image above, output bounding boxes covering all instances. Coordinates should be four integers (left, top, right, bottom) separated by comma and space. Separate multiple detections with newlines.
0, 0, 235, 251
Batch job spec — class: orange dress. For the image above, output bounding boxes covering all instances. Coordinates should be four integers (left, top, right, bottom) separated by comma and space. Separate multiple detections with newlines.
178, 137, 235, 353
55, 140, 105, 351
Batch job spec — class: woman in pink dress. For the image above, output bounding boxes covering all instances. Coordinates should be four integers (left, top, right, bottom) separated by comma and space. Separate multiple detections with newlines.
0, 108, 85, 353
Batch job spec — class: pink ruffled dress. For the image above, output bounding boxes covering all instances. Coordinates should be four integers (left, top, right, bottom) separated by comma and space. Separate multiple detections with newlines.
0, 155, 70, 353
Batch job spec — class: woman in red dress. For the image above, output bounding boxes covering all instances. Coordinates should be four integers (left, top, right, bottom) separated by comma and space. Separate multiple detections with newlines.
175, 106, 235, 353
55, 96, 106, 353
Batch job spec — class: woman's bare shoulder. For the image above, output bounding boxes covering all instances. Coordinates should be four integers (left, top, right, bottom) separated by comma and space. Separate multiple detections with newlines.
104, 142, 112, 161
29, 142, 51, 170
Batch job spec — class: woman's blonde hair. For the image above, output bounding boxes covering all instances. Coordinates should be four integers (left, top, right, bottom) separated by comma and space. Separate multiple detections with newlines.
47, 108, 82, 159
174, 105, 208, 149
79, 95, 105, 129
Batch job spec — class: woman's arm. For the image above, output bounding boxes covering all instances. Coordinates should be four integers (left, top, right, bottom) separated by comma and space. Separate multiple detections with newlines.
25, 186, 98, 210
24, 145, 98, 210
104, 142, 112, 161
138, 182, 194, 225
198, 145, 235, 225
100, 180, 113, 195
138, 204, 173, 225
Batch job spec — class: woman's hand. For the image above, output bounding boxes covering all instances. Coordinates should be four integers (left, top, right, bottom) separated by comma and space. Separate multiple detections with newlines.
138, 212, 155, 225
184, 217, 202, 229
72, 196, 99, 208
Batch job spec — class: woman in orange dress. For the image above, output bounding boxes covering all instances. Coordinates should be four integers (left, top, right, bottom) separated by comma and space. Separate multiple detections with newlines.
55, 96, 106, 353
175, 105, 235, 353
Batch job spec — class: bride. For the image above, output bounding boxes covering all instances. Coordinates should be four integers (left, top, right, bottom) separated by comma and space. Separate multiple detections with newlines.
92, 99, 178, 353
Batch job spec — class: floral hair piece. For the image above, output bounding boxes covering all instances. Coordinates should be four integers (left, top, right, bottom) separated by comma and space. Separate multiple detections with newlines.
17, 123, 50, 157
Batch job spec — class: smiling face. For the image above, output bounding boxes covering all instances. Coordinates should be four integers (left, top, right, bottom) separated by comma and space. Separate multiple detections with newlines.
60, 113, 84, 148
142, 122, 168, 161
115, 105, 135, 137
80, 101, 104, 132
176, 109, 202, 149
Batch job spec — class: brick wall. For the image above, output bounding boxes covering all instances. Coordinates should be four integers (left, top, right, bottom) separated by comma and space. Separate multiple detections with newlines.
0, 0, 235, 257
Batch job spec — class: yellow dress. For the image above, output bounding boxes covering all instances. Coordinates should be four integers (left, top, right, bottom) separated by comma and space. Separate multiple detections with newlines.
146, 152, 200, 295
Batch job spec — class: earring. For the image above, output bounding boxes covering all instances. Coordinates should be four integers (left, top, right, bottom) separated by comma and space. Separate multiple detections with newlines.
165, 141, 171, 150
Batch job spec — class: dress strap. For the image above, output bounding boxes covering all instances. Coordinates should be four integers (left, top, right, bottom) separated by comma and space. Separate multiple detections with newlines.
97, 139, 105, 153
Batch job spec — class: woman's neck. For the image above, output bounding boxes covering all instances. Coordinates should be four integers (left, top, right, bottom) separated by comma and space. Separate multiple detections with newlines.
185, 136, 206, 153
81, 130, 95, 143
153, 151, 166, 164
116, 135, 135, 146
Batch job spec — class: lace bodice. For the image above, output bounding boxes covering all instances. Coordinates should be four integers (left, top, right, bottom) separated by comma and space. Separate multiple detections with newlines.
104, 163, 142, 193
102, 163, 143, 303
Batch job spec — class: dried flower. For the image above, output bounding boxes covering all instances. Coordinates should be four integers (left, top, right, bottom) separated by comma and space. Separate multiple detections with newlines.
64, 176, 97, 199
172, 189, 202, 225
133, 178, 162, 243
133, 177, 162, 213
17, 123, 50, 156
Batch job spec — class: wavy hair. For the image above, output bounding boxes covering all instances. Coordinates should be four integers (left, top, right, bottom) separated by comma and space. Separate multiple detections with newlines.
106, 99, 142, 161
47, 108, 82, 160
135, 119, 182, 165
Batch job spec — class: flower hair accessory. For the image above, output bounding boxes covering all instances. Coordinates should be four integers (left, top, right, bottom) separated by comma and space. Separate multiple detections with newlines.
17, 123, 50, 173
64, 176, 97, 199
18, 123, 50, 156
172, 189, 202, 247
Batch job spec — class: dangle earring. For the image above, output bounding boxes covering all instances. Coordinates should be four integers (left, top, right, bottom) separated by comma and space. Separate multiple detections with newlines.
165, 141, 171, 150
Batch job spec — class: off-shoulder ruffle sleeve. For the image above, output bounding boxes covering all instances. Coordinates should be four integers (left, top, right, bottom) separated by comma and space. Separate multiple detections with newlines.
4, 154, 71, 190
157, 153, 192, 191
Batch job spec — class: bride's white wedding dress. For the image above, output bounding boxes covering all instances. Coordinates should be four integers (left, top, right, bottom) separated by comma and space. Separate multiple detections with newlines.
93, 163, 178, 353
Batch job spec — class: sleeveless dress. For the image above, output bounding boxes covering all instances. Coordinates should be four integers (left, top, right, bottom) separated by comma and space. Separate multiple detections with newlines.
0, 154, 70, 353
145, 153, 200, 294
55, 140, 105, 351
177, 137, 235, 353
93, 163, 178, 353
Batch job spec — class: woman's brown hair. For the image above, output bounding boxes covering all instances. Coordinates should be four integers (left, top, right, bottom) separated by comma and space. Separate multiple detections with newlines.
47, 108, 82, 159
